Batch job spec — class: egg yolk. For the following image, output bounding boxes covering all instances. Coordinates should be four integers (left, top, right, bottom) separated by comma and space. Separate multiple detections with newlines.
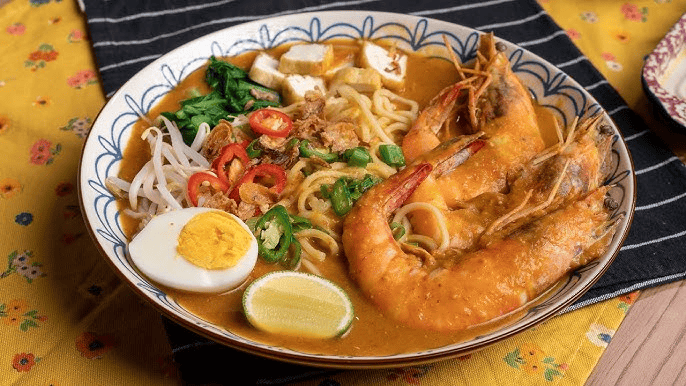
177, 211, 252, 269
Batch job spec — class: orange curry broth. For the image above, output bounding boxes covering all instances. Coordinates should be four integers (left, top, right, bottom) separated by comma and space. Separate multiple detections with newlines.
117, 40, 557, 356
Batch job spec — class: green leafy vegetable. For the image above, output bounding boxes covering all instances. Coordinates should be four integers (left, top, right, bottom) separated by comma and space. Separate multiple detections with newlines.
160, 91, 228, 144
205, 56, 280, 112
160, 56, 281, 145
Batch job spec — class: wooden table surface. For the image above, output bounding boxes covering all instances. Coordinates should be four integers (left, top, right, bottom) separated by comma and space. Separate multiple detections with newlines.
585, 96, 686, 385
586, 282, 686, 385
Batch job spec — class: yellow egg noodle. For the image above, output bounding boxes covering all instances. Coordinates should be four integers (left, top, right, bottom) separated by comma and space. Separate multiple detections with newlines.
106, 55, 453, 275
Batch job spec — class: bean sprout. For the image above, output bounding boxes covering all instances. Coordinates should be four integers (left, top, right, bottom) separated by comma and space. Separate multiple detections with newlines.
106, 118, 211, 227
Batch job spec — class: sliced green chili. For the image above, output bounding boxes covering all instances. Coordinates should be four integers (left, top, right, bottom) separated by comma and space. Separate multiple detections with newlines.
280, 237, 302, 270
246, 138, 262, 158
379, 144, 406, 167
299, 140, 339, 163
289, 214, 313, 233
253, 205, 292, 263
244, 217, 259, 233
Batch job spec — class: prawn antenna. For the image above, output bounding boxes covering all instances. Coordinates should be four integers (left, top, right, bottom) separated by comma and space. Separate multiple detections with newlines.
442, 34, 467, 81
485, 159, 571, 235
531, 114, 586, 166
484, 189, 533, 235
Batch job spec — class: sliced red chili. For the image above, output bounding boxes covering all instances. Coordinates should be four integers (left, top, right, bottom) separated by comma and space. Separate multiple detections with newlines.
211, 143, 250, 185
248, 108, 293, 137
187, 172, 230, 206
229, 163, 287, 202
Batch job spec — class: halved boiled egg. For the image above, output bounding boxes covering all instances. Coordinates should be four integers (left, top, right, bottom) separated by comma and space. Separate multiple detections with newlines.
128, 207, 258, 293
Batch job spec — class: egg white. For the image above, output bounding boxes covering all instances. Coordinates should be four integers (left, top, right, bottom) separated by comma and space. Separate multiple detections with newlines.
127, 207, 258, 293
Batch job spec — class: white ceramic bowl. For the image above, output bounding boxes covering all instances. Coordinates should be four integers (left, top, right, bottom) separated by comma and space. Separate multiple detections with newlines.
79, 11, 636, 368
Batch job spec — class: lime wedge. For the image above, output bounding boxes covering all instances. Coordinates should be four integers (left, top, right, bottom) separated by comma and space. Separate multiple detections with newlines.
242, 271, 354, 339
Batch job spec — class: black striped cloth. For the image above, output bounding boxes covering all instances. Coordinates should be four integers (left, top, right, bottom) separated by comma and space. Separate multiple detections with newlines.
82, 0, 686, 383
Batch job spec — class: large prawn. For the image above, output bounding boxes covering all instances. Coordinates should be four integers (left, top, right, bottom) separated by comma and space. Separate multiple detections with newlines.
398, 33, 612, 252
342, 139, 619, 331
342, 33, 620, 330
402, 34, 546, 208
402, 114, 615, 252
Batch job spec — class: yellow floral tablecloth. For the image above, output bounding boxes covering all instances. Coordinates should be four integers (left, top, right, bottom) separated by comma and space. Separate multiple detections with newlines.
0, 0, 682, 384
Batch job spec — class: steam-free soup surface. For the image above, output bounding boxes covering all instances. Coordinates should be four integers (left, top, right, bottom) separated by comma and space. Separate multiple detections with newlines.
119, 40, 554, 356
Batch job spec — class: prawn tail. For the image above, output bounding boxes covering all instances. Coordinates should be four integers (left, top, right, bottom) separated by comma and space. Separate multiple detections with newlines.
434, 136, 486, 177
383, 163, 433, 213
402, 83, 463, 163
388, 134, 486, 212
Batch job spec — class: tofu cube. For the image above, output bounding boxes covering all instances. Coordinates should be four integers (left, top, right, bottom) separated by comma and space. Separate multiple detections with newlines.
249, 52, 285, 91
360, 41, 407, 90
281, 75, 326, 105
278, 44, 334, 76
332, 67, 382, 93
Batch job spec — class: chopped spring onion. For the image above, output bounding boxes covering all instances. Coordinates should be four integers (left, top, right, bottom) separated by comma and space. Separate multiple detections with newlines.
378, 144, 406, 167
390, 222, 406, 240
330, 178, 353, 216
321, 174, 382, 216
341, 147, 372, 167
347, 174, 382, 201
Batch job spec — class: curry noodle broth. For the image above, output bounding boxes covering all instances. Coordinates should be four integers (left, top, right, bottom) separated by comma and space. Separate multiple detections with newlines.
117, 40, 563, 356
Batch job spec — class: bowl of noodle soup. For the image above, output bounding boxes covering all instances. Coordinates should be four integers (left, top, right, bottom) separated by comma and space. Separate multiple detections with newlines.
79, 11, 635, 368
